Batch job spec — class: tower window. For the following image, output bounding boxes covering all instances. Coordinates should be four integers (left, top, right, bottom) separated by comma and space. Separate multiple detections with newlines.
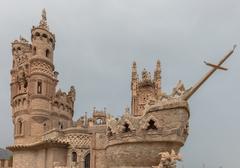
35, 32, 40, 37
17, 119, 23, 135
147, 119, 157, 130
42, 34, 48, 38
72, 152, 77, 162
33, 47, 36, 55
59, 122, 63, 130
96, 118, 103, 125
37, 81, 42, 94
46, 49, 50, 57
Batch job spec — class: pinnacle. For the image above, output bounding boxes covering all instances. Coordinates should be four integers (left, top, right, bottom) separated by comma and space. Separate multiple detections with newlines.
38, 8, 49, 30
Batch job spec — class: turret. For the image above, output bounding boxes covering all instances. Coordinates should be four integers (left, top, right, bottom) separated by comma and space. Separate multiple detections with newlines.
131, 61, 162, 116
154, 60, 161, 95
10, 9, 75, 145
31, 9, 55, 63
131, 61, 138, 116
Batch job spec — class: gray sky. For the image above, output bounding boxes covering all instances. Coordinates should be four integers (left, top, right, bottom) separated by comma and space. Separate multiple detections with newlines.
0, 0, 240, 167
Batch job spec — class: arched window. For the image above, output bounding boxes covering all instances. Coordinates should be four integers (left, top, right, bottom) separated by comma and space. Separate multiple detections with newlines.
147, 119, 157, 130
37, 81, 42, 94
72, 152, 77, 162
33, 46, 36, 55
59, 122, 63, 130
17, 119, 23, 135
42, 34, 48, 38
49, 38, 53, 43
84, 153, 90, 168
123, 122, 131, 133
46, 49, 50, 57
96, 118, 103, 125
35, 32, 40, 37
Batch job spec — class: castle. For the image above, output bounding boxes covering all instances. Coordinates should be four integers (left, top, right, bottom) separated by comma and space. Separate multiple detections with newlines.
6, 9, 234, 168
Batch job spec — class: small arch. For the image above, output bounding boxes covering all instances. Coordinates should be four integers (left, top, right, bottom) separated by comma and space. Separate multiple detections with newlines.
123, 122, 131, 133
72, 152, 77, 162
37, 81, 42, 94
22, 98, 26, 106
42, 34, 48, 38
17, 119, 23, 135
146, 119, 157, 130
43, 123, 48, 132
59, 122, 63, 130
49, 38, 53, 43
33, 46, 36, 55
45, 49, 50, 57
96, 118, 103, 125
17, 47, 21, 51
84, 153, 90, 168
35, 32, 40, 37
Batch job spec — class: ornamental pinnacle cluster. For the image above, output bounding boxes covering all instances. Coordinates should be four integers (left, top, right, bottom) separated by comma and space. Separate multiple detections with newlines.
6, 9, 235, 168
131, 60, 161, 116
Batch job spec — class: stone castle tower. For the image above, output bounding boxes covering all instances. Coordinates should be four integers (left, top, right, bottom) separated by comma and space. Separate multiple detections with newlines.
10, 9, 75, 145
131, 60, 161, 116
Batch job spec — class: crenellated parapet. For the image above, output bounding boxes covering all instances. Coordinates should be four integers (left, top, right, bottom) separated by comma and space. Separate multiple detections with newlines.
52, 86, 76, 118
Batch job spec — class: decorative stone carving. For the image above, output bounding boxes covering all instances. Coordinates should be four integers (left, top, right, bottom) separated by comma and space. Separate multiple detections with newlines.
153, 150, 181, 168
172, 80, 186, 98
68, 86, 76, 102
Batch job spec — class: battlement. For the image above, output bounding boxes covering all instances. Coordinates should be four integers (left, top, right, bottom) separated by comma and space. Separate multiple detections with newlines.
12, 37, 32, 53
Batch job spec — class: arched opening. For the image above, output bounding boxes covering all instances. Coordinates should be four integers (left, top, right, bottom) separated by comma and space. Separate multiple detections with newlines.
42, 34, 48, 38
35, 32, 40, 37
37, 81, 42, 94
123, 122, 131, 133
107, 127, 113, 137
33, 46, 36, 55
84, 153, 90, 168
72, 152, 77, 162
17, 120, 23, 135
49, 38, 53, 43
96, 118, 103, 125
59, 122, 63, 130
146, 119, 157, 130
46, 49, 50, 57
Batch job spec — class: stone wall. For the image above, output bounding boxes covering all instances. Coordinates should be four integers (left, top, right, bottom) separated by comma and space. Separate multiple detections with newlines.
0, 159, 12, 168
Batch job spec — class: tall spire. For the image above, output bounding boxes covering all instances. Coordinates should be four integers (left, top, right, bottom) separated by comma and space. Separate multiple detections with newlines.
132, 61, 138, 80
154, 60, 161, 81
39, 8, 49, 30
154, 60, 161, 93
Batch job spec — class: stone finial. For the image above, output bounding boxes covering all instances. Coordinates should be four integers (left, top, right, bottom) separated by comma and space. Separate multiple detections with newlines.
142, 68, 151, 81
39, 8, 49, 30
132, 61, 138, 80
19, 36, 29, 43
68, 86, 76, 102
172, 80, 185, 98
154, 60, 161, 80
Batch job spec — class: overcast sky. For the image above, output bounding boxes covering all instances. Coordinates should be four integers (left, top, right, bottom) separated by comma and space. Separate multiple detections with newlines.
1, 0, 240, 167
